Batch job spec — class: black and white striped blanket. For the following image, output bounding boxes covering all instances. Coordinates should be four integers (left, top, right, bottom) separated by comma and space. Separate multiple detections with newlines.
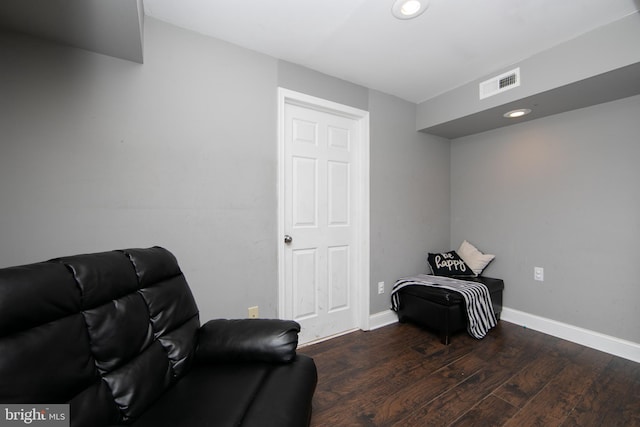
391, 274, 497, 339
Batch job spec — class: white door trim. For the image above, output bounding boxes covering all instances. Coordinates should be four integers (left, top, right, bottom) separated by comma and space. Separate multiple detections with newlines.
277, 87, 370, 334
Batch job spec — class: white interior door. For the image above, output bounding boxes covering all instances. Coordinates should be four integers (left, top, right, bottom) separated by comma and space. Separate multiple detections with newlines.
278, 89, 369, 345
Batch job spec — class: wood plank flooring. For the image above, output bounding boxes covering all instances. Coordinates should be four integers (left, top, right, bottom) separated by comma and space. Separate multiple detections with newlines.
299, 321, 640, 426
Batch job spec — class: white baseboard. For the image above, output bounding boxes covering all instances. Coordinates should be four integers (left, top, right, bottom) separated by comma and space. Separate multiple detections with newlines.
368, 309, 398, 330
501, 307, 640, 364
366, 307, 640, 363
369, 307, 640, 363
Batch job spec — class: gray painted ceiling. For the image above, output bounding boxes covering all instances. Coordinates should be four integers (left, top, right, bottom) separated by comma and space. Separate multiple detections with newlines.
1, 0, 639, 138
0, 0, 143, 63
2, 0, 638, 104
425, 62, 640, 139
142, 0, 639, 104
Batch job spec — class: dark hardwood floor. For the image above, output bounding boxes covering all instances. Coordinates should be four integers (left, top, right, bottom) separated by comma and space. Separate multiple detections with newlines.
299, 321, 640, 426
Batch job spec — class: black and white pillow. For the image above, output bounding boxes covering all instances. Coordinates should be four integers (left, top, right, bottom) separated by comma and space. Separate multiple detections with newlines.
427, 251, 475, 277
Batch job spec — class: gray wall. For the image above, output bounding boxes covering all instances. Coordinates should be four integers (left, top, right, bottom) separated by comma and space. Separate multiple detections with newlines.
450, 94, 640, 343
0, 19, 280, 321
3, 11, 635, 341
277, 60, 369, 111
0, 18, 450, 321
369, 90, 451, 313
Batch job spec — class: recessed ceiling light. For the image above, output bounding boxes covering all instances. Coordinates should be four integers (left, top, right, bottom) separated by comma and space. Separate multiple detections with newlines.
503, 108, 532, 118
392, 0, 429, 20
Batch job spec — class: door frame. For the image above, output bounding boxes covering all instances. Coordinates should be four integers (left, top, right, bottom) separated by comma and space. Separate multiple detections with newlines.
277, 87, 370, 338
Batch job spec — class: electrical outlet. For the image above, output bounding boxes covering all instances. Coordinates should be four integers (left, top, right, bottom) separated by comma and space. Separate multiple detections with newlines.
534, 267, 544, 282
248, 306, 259, 318
377, 281, 385, 294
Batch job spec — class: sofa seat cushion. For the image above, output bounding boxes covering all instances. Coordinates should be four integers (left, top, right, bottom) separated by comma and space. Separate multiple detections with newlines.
130, 356, 317, 427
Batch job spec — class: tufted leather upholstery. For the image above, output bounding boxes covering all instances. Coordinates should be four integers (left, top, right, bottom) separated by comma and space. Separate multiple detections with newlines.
0, 247, 316, 427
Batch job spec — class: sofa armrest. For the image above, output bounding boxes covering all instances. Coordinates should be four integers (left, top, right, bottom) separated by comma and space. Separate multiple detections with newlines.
196, 319, 300, 363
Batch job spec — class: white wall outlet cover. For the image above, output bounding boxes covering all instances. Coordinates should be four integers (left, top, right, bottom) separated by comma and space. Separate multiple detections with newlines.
248, 306, 259, 318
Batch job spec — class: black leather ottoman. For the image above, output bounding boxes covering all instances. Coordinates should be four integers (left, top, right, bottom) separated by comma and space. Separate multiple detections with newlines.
395, 276, 504, 344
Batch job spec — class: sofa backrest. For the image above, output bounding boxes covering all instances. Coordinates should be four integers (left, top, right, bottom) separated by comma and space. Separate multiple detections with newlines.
0, 247, 200, 426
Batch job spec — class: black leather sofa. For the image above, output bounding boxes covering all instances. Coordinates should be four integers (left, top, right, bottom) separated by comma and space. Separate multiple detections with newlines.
0, 247, 317, 427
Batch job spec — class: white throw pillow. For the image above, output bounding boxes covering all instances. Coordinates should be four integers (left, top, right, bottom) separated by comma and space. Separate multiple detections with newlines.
456, 240, 495, 276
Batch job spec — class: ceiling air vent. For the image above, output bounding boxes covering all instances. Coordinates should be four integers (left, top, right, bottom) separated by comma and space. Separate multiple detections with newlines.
479, 68, 520, 100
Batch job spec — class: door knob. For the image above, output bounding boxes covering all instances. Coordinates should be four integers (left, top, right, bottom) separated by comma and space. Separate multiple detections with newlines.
284, 235, 293, 244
